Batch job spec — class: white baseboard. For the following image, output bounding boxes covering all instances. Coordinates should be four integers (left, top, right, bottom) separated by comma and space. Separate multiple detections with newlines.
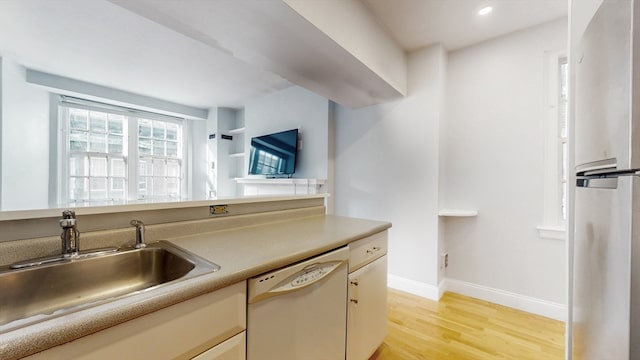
387, 274, 445, 301
445, 278, 567, 321
387, 275, 567, 321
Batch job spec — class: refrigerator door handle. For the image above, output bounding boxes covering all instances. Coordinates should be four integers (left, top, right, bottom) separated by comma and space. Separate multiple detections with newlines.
576, 177, 619, 189
576, 171, 640, 189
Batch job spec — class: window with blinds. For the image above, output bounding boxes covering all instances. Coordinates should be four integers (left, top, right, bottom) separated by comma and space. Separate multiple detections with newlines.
59, 96, 183, 203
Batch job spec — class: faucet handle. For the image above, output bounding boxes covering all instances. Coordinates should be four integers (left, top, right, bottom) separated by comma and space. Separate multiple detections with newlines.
59, 218, 76, 227
62, 209, 76, 219
60, 209, 79, 256
60, 210, 77, 228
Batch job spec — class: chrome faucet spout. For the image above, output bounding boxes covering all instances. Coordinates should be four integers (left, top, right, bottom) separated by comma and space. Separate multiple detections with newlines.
130, 220, 146, 249
60, 210, 80, 257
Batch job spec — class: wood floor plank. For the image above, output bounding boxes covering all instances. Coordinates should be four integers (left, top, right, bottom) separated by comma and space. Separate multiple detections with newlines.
369, 289, 565, 360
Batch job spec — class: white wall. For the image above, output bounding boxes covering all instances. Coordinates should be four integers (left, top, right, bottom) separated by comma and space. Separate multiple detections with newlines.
442, 19, 567, 308
189, 117, 208, 200
1, 57, 50, 211
244, 86, 329, 180
570, 0, 603, 45
333, 45, 447, 298
213, 107, 242, 197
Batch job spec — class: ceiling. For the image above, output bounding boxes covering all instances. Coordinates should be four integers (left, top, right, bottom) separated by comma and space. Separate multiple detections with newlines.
0, 0, 290, 109
0, 0, 568, 110
363, 0, 568, 51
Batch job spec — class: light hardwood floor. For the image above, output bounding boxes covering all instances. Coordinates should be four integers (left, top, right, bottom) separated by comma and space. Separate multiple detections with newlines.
369, 289, 565, 360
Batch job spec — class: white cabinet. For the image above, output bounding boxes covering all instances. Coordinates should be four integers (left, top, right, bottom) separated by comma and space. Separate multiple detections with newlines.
193, 331, 246, 360
346, 232, 388, 360
26, 281, 247, 360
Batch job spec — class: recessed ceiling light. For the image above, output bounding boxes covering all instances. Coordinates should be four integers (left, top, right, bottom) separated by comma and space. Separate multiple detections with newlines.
478, 6, 493, 15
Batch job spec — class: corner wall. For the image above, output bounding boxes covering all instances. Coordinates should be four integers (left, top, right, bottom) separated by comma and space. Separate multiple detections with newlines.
333, 44, 447, 299
442, 19, 567, 317
0, 57, 50, 211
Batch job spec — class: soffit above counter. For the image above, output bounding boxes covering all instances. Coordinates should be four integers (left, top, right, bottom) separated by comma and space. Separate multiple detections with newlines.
109, 0, 407, 108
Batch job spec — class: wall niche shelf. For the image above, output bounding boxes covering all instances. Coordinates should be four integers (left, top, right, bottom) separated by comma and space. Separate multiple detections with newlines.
438, 209, 478, 217
228, 127, 245, 135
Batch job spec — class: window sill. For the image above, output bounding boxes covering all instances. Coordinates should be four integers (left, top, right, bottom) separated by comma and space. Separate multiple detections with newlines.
536, 225, 566, 241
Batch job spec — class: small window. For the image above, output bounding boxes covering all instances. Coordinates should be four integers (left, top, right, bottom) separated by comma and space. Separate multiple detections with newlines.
538, 52, 568, 240
559, 57, 568, 222
65, 108, 128, 202
137, 119, 182, 199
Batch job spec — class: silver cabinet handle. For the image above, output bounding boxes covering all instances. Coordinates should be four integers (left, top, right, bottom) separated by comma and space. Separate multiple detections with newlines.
366, 246, 381, 255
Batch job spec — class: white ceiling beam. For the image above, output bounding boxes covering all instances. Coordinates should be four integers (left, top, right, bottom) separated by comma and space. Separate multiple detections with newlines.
109, 0, 405, 108
284, 0, 407, 97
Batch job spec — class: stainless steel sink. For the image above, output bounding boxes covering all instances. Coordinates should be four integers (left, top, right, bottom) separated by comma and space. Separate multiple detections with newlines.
0, 241, 220, 332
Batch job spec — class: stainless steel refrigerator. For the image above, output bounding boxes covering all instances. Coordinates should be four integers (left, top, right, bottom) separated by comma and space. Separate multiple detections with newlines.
573, 0, 640, 358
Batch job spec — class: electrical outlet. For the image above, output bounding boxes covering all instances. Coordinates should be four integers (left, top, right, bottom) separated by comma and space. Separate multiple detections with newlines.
439, 252, 449, 272
438, 253, 449, 272
210, 205, 228, 215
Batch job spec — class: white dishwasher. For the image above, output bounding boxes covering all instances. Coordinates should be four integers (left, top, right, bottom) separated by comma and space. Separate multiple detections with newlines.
247, 247, 348, 360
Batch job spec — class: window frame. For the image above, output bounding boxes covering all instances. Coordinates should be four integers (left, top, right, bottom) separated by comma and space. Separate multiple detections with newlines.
538, 51, 568, 241
56, 96, 187, 205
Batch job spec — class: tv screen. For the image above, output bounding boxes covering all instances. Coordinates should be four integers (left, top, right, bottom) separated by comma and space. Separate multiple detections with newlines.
248, 129, 299, 177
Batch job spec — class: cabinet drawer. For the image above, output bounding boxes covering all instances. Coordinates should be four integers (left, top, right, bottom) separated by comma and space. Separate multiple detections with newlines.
26, 281, 246, 360
192, 331, 246, 360
348, 231, 388, 272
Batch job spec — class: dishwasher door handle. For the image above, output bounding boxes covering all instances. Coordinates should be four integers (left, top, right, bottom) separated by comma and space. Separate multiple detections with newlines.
248, 260, 346, 303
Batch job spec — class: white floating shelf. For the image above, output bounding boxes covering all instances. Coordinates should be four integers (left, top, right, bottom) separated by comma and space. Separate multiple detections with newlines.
228, 127, 246, 134
229, 152, 245, 158
438, 209, 478, 217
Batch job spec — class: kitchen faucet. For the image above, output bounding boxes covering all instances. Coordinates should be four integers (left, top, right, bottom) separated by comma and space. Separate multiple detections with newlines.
130, 220, 147, 249
60, 209, 80, 257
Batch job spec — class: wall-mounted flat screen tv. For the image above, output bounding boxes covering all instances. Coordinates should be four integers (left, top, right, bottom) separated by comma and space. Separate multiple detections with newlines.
248, 129, 299, 177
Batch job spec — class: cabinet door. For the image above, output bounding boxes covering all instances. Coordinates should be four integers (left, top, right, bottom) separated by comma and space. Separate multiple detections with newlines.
347, 255, 387, 360
192, 331, 246, 360
25, 282, 246, 360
